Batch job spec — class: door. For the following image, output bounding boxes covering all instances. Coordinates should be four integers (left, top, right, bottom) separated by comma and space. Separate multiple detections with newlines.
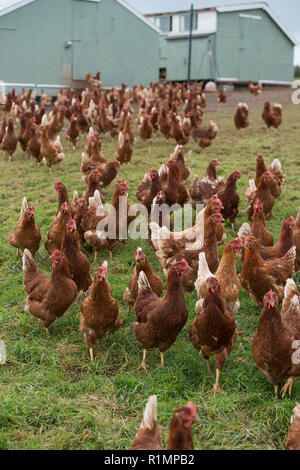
238, 15, 261, 81
72, 0, 98, 80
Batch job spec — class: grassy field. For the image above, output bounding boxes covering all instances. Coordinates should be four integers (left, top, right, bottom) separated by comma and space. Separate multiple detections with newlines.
0, 88, 300, 450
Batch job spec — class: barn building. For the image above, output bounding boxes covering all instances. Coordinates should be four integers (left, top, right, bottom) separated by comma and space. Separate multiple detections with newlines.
0, 0, 161, 93
146, 2, 296, 84
0, 0, 296, 95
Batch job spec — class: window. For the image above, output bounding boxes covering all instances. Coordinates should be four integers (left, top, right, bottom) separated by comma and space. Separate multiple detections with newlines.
159, 68, 167, 80
180, 12, 198, 32
156, 15, 172, 33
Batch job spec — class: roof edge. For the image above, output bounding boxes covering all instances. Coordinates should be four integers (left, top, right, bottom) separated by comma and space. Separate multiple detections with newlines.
115, 0, 162, 34
0, 0, 35, 17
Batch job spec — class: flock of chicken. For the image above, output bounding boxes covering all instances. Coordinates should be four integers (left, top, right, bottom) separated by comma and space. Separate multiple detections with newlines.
2, 75, 300, 450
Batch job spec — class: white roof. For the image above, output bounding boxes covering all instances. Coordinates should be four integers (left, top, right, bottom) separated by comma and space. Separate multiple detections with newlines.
216, 2, 297, 45
0, 0, 34, 16
0, 0, 162, 33
116, 0, 162, 33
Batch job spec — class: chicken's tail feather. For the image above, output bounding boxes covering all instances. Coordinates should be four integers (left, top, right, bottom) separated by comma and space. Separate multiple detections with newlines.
20, 197, 28, 219
140, 395, 158, 430
22, 249, 37, 274
197, 252, 210, 279
238, 222, 251, 240
245, 179, 256, 201
138, 271, 151, 293
270, 158, 281, 171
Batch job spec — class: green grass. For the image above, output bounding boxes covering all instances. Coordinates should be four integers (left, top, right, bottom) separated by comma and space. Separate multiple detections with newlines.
0, 96, 300, 450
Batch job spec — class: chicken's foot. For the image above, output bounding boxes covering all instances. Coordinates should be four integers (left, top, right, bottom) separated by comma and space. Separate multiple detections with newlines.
282, 378, 293, 398
213, 368, 221, 393
137, 349, 148, 372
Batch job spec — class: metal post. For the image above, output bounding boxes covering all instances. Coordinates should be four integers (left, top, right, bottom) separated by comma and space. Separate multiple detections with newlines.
187, 4, 194, 84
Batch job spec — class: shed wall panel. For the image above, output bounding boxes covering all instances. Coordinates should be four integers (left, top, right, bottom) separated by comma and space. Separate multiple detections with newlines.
215, 9, 294, 82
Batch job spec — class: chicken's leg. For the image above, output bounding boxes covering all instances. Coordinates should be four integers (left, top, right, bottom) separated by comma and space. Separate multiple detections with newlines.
93, 250, 98, 263
89, 348, 94, 362
282, 378, 293, 398
127, 305, 131, 315
109, 251, 113, 260
205, 359, 212, 375
160, 352, 165, 368
137, 349, 147, 371
274, 384, 279, 399
213, 368, 221, 392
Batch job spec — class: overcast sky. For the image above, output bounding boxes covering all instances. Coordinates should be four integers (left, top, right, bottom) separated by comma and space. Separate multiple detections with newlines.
127, 0, 300, 65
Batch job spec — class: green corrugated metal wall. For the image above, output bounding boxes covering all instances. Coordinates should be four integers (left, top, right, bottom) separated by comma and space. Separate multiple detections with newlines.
0, 0, 159, 89
159, 35, 214, 81
215, 9, 294, 82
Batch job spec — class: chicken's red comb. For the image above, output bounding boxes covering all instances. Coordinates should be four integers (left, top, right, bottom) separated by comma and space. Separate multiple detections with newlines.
100, 263, 107, 274
50, 249, 60, 258
54, 180, 61, 189
269, 289, 275, 302
179, 258, 189, 269
186, 402, 198, 416
285, 216, 295, 225
67, 219, 76, 230
27, 205, 34, 216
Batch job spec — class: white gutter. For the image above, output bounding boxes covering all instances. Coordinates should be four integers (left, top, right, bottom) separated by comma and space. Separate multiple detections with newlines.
217, 78, 239, 82
260, 80, 293, 85
4, 83, 65, 88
